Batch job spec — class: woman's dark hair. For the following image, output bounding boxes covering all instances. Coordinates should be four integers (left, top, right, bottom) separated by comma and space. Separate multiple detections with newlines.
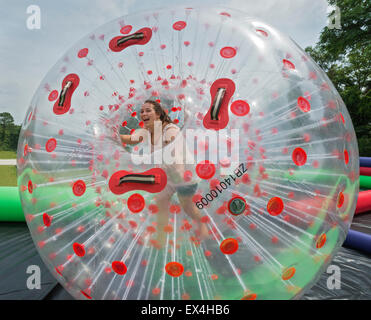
144, 99, 173, 124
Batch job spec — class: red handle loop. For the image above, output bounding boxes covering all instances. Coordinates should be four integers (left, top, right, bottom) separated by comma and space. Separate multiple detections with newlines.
203, 78, 235, 130
109, 168, 167, 195
53, 74, 80, 115
109, 27, 152, 52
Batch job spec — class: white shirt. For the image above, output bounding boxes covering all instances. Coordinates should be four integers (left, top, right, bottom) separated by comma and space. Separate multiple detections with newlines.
131, 123, 199, 186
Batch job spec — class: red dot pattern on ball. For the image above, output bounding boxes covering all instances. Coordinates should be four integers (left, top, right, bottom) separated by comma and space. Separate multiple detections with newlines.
80, 290, 92, 299
165, 262, 184, 277
28, 181, 33, 194
337, 192, 344, 208
127, 193, 145, 213
196, 161, 216, 180
46, 138, 57, 152
73, 242, 85, 257
230, 100, 250, 116
282, 267, 296, 280
78, 48, 89, 58
344, 150, 349, 164
148, 204, 159, 214
220, 12, 231, 17
297, 97, 311, 112
220, 47, 237, 59
120, 25, 133, 34
48, 90, 59, 101
43, 213, 52, 227
256, 29, 268, 37
152, 287, 161, 295
73, 180, 86, 197
173, 21, 187, 31
283, 59, 295, 70
220, 238, 239, 254
112, 261, 127, 275
316, 233, 327, 249
267, 197, 284, 216
242, 293, 257, 300
24, 144, 29, 156
340, 113, 345, 124
292, 148, 307, 166
55, 266, 63, 276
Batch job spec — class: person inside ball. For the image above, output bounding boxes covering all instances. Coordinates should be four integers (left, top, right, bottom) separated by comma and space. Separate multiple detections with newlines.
119, 99, 209, 247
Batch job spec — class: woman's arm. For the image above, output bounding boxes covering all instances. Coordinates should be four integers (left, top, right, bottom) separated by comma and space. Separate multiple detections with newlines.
120, 134, 144, 145
164, 127, 180, 145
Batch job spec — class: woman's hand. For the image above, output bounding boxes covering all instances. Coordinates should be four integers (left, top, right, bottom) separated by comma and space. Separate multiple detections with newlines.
120, 132, 145, 145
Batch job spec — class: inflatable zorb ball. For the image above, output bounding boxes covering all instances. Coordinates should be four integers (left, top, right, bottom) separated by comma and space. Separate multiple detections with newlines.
17, 7, 359, 300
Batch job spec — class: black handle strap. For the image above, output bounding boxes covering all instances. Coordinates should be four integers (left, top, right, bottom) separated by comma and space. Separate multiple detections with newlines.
58, 81, 73, 107
210, 88, 226, 120
117, 33, 144, 46
119, 174, 156, 185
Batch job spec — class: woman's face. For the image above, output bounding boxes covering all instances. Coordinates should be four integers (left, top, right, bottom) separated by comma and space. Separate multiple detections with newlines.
140, 103, 160, 129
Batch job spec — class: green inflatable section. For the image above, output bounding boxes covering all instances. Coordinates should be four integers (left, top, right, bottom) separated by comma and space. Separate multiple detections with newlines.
147, 182, 343, 299
283, 169, 370, 190
0, 166, 357, 299
0, 187, 24, 222
360, 175, 371, 189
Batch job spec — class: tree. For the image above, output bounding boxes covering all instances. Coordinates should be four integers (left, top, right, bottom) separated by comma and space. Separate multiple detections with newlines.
7, 124, 21, 150
319, 0, 370, 60
0, 113, 15, 148
0, 112, 21, 151
305, 0, 371, 156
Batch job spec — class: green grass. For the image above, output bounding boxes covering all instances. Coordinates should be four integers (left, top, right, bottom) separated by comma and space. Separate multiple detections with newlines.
0, 166, 17, 186
0, 151, 17, 159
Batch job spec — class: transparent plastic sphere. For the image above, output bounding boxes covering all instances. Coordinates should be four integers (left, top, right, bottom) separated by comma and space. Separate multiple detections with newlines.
17, 6, 359, 300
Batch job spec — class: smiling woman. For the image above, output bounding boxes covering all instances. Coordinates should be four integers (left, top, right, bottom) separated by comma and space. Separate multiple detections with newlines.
120, 99, 177, 149
119, 99, 207, 246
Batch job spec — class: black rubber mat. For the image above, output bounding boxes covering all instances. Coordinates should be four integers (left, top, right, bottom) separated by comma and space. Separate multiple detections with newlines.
0, 213, 369, 300
0, 223, 57, 299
